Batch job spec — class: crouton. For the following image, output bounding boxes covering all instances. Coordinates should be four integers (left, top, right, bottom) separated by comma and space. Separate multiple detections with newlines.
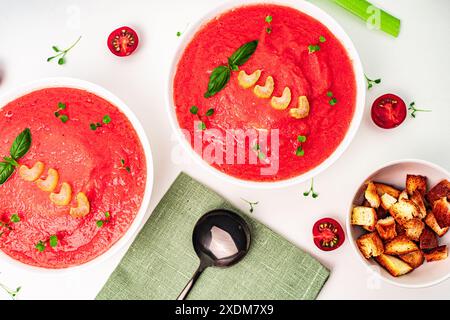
396, 223, 406, 236
410, 191, 427, 219
403, 218, 425, 242
424, 245, 448, 262
377, 206, 389, 220
381, 193, 397, 211
375, 216, 397, 241
406, 174, 427, 196
374, 183, 401, 199
432, 197, 450, 228
425, 211, 449, 237
399, 250, 424, 269
385, 235, 419, 255
399, 190, 409, 201
420, 227, 438, 250
365, 182, 380, 208
426, 179, 450, 205
351, 206, 377, 231
389, 200, 419, 224
357, 233, 384, 259
375, 254, 413, 277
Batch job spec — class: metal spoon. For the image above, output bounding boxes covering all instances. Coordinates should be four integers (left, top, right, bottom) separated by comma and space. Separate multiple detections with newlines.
177, 209, 251, 300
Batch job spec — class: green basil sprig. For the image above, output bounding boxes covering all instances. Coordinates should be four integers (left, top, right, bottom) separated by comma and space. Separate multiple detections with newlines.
204, 40, 258, 98
0, 128, 32, 185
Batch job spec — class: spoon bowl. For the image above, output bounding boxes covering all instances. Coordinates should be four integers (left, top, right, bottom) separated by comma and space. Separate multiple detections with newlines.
177, 209, 251, 300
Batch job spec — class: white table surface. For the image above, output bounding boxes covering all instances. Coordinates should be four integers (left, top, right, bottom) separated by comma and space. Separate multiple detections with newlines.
0, 0, 449, 300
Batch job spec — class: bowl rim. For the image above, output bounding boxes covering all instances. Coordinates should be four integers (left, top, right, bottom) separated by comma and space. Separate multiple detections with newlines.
165, 0, 366, 189
346, 158, 450, 288
0, 77, 154, 275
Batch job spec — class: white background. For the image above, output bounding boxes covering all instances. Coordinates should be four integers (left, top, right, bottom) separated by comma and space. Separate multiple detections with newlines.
0, 0, 449, 300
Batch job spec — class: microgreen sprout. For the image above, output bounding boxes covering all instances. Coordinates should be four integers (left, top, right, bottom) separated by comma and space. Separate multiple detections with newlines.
408, 102, 431, 118
303, 178, 319, 198
364, 74, 381, 90
47, 36, 82, 65
241, 198, 259, 213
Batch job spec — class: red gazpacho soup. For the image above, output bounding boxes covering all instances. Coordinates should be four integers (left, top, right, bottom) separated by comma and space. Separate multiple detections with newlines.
0, 87, 147, 268
173, 4, 357, 181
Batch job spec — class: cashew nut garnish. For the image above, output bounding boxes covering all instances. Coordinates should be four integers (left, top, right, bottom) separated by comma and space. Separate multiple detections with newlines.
289, 95, 310, 119
36, 168, 59, 192
254, 76, 274, 98
50, 182, 72, 206
70, 192, 90, 218
270, 87, 292, 110
19, 161, 45, 182
238, 70, 261, 89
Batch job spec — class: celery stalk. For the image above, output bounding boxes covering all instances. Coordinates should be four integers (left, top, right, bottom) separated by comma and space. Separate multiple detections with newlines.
331, 0, 401, 37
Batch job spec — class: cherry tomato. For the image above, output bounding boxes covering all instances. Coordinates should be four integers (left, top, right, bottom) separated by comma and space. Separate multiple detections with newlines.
371, 93, 407, 129
107, 26, 139, 57
312, 218, 345, 251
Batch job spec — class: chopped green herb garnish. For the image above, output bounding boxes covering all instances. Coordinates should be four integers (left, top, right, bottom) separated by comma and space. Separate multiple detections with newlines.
0, 283, 21, 300
297, 135, 307, 143
35, 241, 45, 252
190, 106, 199, 115
119, 159, 131, 173
10, 214, 20, 223
326, 91, 333, 97
49, 235, 58, 248
364, 74, 381, 90
90, 123, 98, 130
58, 102, 67, 110
303, 178, 319, 198
198, 121, 206, 131
205, 108, 214, 117
47, 36, 82, 65
265, 15, 273, 23
96, 212, 111, 227
295, 147, 305, 157
308, 44, 320, 53
104, 211, 110, 219
319, 35, 326, 43
241, 198, 259, 213
0, 128, 32, 186
96, 220, 104, 228
329, 97, 338, 106
408, 102, 431, 118
103, 115, 111, 124
59, 115, 69, 123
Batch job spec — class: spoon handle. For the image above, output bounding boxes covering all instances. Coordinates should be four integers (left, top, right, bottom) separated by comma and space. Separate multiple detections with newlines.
177, 266, 204, 300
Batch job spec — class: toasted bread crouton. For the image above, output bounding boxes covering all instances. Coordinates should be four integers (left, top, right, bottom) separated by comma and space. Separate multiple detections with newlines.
410, 191, 427, 219
399, 190, 409, 201
399, 250, 425, 269
425, 211, 449, 237
351, 206, 377, 231
396, 222, 406, 236
375, 254, 413, 277
376, 217, 397, 241
385, 235, 419, 255
406, 174, 427, 196
374, 183, 401, 199
426, 179, 450, 205
357, 233, 384, 259
377, 206, 389, 220
432, 197, 450, 228
389, 200, 419, 224
420, 227, 438, 250
424, 246, 448, 262
381, 193, 397, 211
403, 218, 425, 241
365, 182, 381, 208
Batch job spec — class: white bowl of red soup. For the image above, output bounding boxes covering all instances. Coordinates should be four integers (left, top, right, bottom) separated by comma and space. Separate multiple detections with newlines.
0, 78, 153, 271
167, 0, 365, 187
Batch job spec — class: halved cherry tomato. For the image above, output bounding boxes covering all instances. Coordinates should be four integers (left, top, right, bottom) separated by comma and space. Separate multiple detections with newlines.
312, 218, 345, 251
371, 93, 406, 129
107, 26, 139, 57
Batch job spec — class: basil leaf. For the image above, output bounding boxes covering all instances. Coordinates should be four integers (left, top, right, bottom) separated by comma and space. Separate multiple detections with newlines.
10, 128, 31, 160
228, 40, 258, 68
0, 162, 15, 185
204, 66, 231, 98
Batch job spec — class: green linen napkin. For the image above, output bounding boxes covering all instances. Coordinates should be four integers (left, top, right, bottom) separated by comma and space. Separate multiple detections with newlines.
96, 172, 329, 300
